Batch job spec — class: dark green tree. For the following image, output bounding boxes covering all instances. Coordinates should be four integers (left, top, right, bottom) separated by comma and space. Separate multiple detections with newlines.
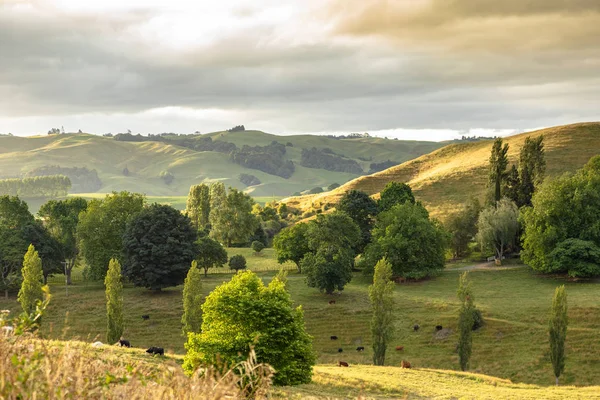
489, 138, 509, 203
549, 285, 568, 386
362, 203, 447, 279
195, 237, 228, 277
504, 164, 521, 206
183, 271, 315, 386
446, 198, 482, 258
518, 136, 545, 207
38, 197, 88, 284
522, 156, 600, 277
378, 182, 415, 212
123, 204, 198, 290
273, 223, 310, 273
77, 191, 145, 280
369, 258, 394, 366
337, 190, 378, 254
251, 240, 265, 254
228, 254, 247, 271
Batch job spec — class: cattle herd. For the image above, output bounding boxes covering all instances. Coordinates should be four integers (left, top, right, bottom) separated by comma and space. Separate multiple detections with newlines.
89, 314, 165, 357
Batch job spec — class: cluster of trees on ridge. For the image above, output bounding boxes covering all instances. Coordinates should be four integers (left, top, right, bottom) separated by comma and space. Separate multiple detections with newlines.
0, 175, 71, 199
24, 165, 102, 193
230, 141, 295, 178
300, 147, 364, 174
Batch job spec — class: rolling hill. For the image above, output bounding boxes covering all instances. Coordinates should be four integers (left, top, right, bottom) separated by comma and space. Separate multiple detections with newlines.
284, 122, 600, 219
0, 131, 442, 201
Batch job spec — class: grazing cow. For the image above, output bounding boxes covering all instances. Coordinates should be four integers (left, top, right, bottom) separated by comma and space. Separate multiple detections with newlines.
338, 361, 349, 367
435, 325, 443, 331
118, 339, 131, 348
356, 346, 365, 352
330, 335, 338, 340
146, 346, 164, 356
395, 346, 404, 351
338, 348, 343, 353
401, 360, 411, 369
142, 315, 150, 321
328, 300, 336, 305
413, 324, 420, 332
91, 341, 104, 348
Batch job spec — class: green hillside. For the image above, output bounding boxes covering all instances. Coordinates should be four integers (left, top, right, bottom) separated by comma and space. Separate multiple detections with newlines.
0, 131, 442, 201
285, 122, 600, 219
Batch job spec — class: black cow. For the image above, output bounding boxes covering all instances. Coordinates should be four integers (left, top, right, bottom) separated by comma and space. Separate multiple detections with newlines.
118, 339, 131, 348
413, 324, 420, 332
330, 335, 338, 340
356, 346, 365, 352
435, 325, 443, 331
142, 315, 150, 321
338, 348, 343, 353
146, 346, 164, 356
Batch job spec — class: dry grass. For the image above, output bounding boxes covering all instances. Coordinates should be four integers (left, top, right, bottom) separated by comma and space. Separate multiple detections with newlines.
284, 122, 600, 219
0, 332, 273, 399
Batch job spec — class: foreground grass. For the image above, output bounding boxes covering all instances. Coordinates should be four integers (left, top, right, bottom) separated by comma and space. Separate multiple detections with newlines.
2, 252, 600, 387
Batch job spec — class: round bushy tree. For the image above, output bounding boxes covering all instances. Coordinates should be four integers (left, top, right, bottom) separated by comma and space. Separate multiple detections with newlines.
183, 271, 315, 386
229, 254, 247, 271
362, 202, 447, 279
522, 156, 600, 277
251, 240, 265, 254
196, 237, 228, 277
123, 204, 198, 290
378, 182, 415, 212
337, 189, 378, 254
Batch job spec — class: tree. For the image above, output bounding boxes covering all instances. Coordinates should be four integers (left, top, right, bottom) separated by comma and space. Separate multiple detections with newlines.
457, 272, 474, 371
38, 197, 88, 284
183, 271, 315, 386
369, 258, 394, 366
273, 223, 310, 273
362, 202, 447, 279
549, 285, 568, 386
476, 198, 519, 263
105, 258, 123, 344
504, 164, 521, 206
123, 204, 198, 290
182, 261, 203, 336
446, 198, 482, 258
0, 195, 34, 228
18, 245, 44, 315
228, 255, 247, 271
378, 182, 415, 212
251, 240, 265, 254
77, 192, 145, 280
518, 136, 545, 207
185, 184, 210, 231
210, 186, 258, 247
489, 138, 509, 203
302, 212, 360, 294
337, 190, 378, 254
196, 237, 228, 277
521, 156, 600, 277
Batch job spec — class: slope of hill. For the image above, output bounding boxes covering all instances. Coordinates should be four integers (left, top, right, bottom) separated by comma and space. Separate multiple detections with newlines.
0, 132, 442, 199
284, 122, 600, 218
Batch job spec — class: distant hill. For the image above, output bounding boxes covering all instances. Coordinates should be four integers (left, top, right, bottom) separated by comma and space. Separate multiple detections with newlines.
284, 122, 600, 219
0, 131, 442, 200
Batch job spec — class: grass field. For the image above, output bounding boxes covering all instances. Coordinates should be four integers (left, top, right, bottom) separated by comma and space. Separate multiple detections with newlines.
285, 122, 600, 219
0, 131, 442, 199
2, 249, 600, 389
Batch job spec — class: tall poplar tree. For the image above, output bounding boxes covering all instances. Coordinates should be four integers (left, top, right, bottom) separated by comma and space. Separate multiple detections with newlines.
549, 285, 568, 386
489, 138, 509, 203
518, 136, 545, 207
105, 258, 124, 344
369, 258, 395, 366
185, 184, 211, 232
457, 272, 474, 371
18, 244, 44, 315
182, 261, 203, 336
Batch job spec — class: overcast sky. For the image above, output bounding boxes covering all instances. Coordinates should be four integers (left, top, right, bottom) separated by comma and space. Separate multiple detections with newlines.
1, 0, 599, 141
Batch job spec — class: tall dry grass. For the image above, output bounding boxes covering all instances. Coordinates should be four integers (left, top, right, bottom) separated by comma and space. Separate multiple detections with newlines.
0, 318, 274, 399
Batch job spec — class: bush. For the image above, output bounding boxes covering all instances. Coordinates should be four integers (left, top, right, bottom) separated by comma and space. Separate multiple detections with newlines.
183, 271, 315, 386
229, 255, 247, 271
307, 187, 324, 194
472, 308, 484, 331
251, 241, 265, 254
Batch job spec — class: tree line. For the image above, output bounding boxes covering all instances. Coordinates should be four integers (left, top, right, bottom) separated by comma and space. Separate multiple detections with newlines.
24, 165, 102, 193
0, 175, 71, 198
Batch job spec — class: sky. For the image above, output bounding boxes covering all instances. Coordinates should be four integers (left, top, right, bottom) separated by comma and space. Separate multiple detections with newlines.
1, 0, 599, 141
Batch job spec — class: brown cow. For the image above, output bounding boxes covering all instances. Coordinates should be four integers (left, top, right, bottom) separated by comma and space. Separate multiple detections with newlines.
338, 361, 349, 367
401, 360, 411, 369
328, 300, 336, 305
395, 346, 404, 351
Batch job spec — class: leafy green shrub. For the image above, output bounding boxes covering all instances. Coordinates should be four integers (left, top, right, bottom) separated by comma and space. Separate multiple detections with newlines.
183, 271, 315, 386
251, 241, 265, 254
229, 255, 247, 271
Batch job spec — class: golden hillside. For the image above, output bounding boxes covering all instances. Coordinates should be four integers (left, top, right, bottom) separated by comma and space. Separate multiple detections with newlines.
284, 122, 600, 219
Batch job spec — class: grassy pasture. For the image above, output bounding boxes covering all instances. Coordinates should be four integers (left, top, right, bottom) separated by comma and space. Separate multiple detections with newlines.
2, 251, 600, 388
